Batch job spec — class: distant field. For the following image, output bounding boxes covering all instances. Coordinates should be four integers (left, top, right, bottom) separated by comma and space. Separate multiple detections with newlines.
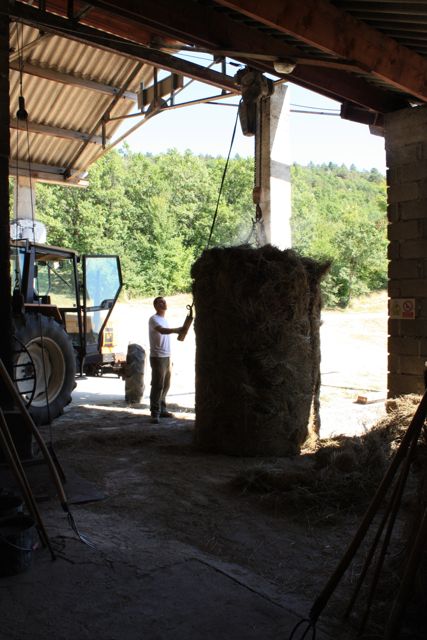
100, 290, 389, 438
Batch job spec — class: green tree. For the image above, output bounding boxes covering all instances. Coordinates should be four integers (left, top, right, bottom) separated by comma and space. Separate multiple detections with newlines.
32, 151, 387, 306
291, 163, 387, 306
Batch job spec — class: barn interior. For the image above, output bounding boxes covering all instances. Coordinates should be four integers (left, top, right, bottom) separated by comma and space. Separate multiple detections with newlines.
1, 2, 427, 639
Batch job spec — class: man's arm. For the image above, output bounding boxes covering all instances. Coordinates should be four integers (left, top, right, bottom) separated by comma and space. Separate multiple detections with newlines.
154, 325, 184, 335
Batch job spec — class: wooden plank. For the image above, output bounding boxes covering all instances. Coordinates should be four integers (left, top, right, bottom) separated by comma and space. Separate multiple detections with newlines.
139, 74, 184, 110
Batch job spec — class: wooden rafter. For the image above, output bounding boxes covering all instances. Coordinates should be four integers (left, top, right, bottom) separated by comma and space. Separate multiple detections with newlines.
10, 117, 107, 145
9, 160, 88, 185
214, 0, 427, 102
9, 60, 138, 101
292, 64, 406, 114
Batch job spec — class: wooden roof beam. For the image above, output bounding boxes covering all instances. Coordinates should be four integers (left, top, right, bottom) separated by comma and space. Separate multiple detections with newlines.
9, 59, 138, 101
9, 161, 88, 186
24, 0, 301, 69
10, 117, 107, 144
291, 65, 406, 113
18, 0, 167, 47
215, 0, 427, 102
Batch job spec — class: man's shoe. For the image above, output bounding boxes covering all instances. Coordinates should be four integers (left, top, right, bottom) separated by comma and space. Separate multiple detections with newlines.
160, 411, 173, 418
150, 415, 159, 424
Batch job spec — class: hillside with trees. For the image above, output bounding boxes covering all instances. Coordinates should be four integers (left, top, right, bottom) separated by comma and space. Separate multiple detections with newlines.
32, 148, 387, 307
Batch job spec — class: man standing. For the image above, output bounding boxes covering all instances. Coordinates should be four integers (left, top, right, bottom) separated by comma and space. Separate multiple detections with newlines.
149, 297, 184, 424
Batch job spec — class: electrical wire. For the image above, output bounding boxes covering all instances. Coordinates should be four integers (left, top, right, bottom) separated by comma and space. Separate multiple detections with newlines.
291, 103, 340, 112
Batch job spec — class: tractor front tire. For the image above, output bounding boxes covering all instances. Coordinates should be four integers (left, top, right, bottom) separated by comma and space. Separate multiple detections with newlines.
13, 314, 76, 425
125, 343, 145, 404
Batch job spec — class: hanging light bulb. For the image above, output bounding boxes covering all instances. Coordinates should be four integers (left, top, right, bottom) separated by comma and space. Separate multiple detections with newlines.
16, 95, 28, 121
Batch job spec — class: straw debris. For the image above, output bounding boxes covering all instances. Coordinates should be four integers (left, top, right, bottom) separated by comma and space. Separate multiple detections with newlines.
229, 395, 427, 518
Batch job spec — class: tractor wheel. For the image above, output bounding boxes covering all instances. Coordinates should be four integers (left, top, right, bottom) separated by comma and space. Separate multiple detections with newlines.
125, 343, 145, 404
13, 314, 76, 425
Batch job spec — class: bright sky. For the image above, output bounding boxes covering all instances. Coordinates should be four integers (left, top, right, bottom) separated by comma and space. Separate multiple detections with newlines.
115, 58, 387, 174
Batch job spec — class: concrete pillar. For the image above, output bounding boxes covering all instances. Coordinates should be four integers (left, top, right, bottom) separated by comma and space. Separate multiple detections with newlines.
255, 83, 292, 249
384, 105, 427, 396
13, 176, 36, 219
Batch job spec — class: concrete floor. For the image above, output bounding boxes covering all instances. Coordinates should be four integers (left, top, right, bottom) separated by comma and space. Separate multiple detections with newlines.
0, 505, 333, 640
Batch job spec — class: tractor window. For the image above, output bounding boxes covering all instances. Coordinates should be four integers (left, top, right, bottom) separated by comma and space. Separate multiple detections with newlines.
35, 259, 77, 308
84, 257, 121, 308
83, 256, 122, 349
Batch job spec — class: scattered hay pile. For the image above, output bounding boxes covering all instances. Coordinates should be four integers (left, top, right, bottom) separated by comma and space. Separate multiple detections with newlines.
230, 394, 427, 516
191, 244, 329, 456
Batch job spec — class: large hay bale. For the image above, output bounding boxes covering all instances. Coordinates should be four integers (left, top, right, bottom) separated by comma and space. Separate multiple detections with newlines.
191, 244, 329, 456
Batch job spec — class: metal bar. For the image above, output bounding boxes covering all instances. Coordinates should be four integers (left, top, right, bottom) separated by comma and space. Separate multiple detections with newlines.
309, 388, 427, 623
0, 407, 55, 558
0, 359, 68, 508
9, 32, 53, 62
107, 91, 236, 122
384, 505, 427, 639
357, 438, 416, 634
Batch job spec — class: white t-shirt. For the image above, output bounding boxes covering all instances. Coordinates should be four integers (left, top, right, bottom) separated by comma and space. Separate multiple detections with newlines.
149, 314, 171, 357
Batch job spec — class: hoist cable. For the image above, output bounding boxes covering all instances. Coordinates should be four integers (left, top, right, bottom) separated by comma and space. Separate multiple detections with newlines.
205, 100, 241, 250
181, 99, 241, 319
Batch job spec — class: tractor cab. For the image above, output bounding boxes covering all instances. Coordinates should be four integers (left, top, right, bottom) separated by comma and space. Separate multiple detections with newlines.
10, 238, 124, 423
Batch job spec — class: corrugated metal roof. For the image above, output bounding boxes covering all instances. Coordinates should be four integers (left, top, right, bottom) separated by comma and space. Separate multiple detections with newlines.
9, 22, 155, 185
331, 0, 427, 56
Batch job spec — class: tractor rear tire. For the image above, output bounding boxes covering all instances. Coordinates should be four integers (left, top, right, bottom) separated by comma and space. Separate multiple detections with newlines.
13, 314, 76, 425
125, 343, 145, 404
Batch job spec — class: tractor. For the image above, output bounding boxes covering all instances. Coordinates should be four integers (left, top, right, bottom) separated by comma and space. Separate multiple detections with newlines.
10, 232, 145, 425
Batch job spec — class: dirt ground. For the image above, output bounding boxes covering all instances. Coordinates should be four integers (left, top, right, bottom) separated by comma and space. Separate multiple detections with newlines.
2, 291, 403, 640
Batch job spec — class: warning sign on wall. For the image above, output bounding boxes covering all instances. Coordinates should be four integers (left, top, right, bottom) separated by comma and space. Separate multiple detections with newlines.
389, 298, 416, 319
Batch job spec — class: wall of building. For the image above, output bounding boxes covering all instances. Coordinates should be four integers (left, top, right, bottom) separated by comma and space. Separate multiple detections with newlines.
385, 105, 427, 396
